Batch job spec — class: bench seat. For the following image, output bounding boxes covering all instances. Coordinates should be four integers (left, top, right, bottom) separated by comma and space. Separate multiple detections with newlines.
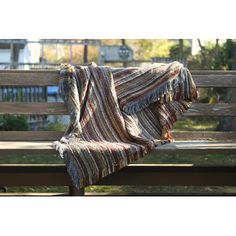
0, 69, 235, 195
0, 140, 235, 155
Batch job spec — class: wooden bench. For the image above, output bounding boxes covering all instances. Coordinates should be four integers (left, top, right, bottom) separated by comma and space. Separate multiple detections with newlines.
0, 69, 235, 196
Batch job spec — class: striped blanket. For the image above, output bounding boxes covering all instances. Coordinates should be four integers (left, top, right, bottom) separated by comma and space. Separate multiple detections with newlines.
54, 62, 198, 188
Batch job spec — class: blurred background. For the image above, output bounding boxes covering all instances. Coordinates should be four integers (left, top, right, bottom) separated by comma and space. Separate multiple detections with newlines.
1, 39, 235, 70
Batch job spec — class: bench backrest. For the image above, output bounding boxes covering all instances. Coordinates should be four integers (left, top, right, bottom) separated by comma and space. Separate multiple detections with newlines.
0, 70, 235, 141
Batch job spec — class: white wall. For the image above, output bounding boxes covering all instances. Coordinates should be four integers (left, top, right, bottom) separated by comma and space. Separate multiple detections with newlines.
0, 49, 11, 63
0, 42, 41, 64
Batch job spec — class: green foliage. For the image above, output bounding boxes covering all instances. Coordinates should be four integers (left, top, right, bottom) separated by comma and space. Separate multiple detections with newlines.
0, 115, 28, 131
169, 40, 191, 59
187, 39, 235, 115
188, 39, 236, 70
41, 122, 66, 131
127, 39, 176, 60
172, 117, 219, 131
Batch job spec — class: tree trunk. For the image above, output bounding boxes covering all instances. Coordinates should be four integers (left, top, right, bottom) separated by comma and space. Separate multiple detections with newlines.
121, 39, 128, 67
179, 39, 184, 58
83, 39, 88, 64
197, 39, 208, 69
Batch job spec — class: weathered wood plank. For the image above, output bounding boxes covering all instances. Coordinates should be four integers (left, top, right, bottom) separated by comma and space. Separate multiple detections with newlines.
0, 70, 59, 86
153, 140, 236, 154
172, 131, 236, 140
193, 75, 236, 87
0, 140, 235, 155
0, 131, 64, 141
186, 103, 236, 117
0, 102, 68, 115
0, 131, 234, 141
0, 70, 236, 87
1, 164, 236, 186
192, 70, 236, 75
0, 141, 57, 155
0, 102, 235, 116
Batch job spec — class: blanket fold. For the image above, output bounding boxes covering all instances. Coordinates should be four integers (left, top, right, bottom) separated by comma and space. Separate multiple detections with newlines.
54, 62, 198, 188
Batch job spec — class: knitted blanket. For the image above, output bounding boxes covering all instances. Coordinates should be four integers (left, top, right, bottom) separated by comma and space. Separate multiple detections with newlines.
54, 62, 198, 188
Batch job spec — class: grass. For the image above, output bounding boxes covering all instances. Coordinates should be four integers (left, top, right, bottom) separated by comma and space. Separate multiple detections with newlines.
1, 118, 235, 195
173, 118, 219, 131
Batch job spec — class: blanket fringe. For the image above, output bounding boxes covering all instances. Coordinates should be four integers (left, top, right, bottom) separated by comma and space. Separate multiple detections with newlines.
122, 67, 190, 115
53, 141, 66, 159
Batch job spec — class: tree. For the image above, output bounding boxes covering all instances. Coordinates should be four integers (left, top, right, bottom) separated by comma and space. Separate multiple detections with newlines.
83, 39, 88, 64
188, 39, 236, 70
169, 40, 191, 59
128, 39, 175, 60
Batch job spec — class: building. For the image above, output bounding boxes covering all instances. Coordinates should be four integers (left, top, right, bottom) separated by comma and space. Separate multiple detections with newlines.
0, 39, 41, 69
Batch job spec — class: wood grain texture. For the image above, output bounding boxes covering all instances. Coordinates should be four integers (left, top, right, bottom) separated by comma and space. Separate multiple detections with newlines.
172, 131, 236, 140
0, 102, 68, 115
0, 141, 57, 155
0, 140, 235, 155
154, 140, 236, 154
0, 70, 236, 87
0, 131, 234, 141
0, 131, 64, 141
193, 74, 236, 87
0, 102, 234, 116
186, 103, 236, 116
0, 70, 59, 86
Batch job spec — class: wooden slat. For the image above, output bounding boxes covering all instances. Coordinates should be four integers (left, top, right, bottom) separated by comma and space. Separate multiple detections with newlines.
0, 102, 68, 115
153, 140, 236, 154
186, 103, 236, 117
0, 164, 71, 186
97, 164, 236, 186
1, 164, 236, 187
0, 70, 236, 87
0, 140, 235, 155
192, 71, 236, 75
193, 74, 236, 87
172, 131, 236, 140
0, 141, 57, 155
0, 131, 234, 141
0, 70, 59, 86
0, 102, 235, 116
0, 131, 64, 141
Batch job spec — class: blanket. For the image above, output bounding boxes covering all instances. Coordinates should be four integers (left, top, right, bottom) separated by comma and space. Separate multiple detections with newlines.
54, 61, 198, 188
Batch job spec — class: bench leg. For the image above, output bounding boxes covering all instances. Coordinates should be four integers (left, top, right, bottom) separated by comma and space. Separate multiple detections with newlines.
69, 186, 85, 196
0, 186, 7, 193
